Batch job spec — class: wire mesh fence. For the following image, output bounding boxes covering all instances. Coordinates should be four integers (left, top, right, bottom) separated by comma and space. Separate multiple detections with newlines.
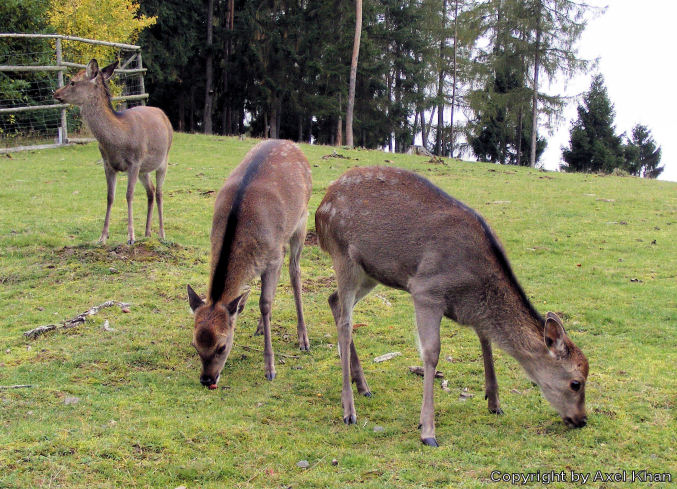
0, 33, 148, 152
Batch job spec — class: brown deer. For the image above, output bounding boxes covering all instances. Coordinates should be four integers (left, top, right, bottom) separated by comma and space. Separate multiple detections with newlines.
187, 140, 312, 387
315, 166, 589, 447
54, 59, 173, 244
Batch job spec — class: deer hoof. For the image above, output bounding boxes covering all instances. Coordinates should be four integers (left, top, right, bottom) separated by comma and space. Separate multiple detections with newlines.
265, 372, 276, 381
127, 239, 135, 245
421, 437, 439, 447
362, 391, 373, 398
489, 407, 504, 415
343, 414, 357, 425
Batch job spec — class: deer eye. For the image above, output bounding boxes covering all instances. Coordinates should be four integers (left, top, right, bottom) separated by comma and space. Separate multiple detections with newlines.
216, 345, 226, 355
570, 380, 581, 392
70, 81, 75, 86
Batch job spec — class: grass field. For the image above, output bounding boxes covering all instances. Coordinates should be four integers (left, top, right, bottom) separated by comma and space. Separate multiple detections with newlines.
1, 133, 675, 488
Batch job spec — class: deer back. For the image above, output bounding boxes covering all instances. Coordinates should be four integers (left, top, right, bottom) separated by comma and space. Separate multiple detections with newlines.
208, 140, 312, 305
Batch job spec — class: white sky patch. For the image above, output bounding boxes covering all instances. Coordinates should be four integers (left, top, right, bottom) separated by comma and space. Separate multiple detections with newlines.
541, 0, 677, 181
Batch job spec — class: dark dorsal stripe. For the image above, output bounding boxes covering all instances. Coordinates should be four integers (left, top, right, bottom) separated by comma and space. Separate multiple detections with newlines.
409, 170, 544, 326
209, 142, 276, 304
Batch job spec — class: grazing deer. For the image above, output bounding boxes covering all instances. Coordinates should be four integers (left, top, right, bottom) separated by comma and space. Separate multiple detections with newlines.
315, 166, 589, 447
54, 59, 173, 244
187, 140, 312, 387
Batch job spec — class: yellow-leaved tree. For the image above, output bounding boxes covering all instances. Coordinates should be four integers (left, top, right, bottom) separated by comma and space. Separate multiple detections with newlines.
47, 0, 156, 65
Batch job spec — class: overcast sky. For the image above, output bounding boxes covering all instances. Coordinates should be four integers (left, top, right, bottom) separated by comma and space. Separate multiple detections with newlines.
541, 0, 676, 181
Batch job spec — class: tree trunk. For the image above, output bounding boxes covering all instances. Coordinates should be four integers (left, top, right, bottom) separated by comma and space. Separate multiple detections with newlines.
346, 0, 362, 148
221, 0, 234, 135
336, 115, 343, 146
190, 85, 196, 132
178, 91, 185, 132
516, 107, 523, 166
203, 0, 214, 134
449, 0, 459, 158
436, 0, 447, 156
530, 2, 542, 167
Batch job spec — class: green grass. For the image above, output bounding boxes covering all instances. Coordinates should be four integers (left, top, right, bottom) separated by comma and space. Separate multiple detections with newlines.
1, 133, 675, 488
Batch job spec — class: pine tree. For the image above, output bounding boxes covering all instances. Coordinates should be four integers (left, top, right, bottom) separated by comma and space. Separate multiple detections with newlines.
625, 124, 663, 178
561, 74, 624, 173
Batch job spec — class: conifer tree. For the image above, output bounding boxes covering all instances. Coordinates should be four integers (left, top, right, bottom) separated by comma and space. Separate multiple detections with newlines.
562, 74, 624, 173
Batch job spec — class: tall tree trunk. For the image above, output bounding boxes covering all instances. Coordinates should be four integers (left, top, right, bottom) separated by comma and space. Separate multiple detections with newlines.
221, 0, 234, 135
203, 0, 214, 134
425, 108, 436, 148
530, 2, 542, 167
178, 91, 185, 132
298, 114, 303, 142
270, 97, 280, 139
336, 115, 343, 146
449, 0, 459, 158
190, 85, 196, 132
516, 107, 523, 166
346, 0, 362, 148
436, 0, 447, 156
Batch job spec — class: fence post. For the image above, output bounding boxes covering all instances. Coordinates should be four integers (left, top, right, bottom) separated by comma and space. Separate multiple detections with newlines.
137, 51, 146, 106
55, 37, 68, 144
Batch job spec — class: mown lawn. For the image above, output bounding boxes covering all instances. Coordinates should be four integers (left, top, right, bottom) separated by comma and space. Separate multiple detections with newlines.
1, 133, 675, 488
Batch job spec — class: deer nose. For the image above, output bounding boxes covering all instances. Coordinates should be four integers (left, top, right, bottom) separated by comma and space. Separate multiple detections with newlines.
563, 415, 587, 428
200, 375, 215, 387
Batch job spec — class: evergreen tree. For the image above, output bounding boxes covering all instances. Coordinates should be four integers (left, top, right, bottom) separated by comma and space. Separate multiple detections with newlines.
624, 124, 663, 178
561, 74, 624, 173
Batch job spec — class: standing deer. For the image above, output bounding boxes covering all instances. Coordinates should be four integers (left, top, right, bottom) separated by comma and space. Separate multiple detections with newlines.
54, 59, 173, 244
187, 140, 312, 387
315, 166, 589, 447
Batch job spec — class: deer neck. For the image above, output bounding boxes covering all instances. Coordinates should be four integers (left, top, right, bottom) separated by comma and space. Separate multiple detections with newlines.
80, 93, 125, 145
486, 301, 547, 363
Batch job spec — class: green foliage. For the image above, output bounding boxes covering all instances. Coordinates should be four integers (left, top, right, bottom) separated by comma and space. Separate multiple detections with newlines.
1, 135, 675, 487
624, 124, 663, 179
562, 74, 625, 173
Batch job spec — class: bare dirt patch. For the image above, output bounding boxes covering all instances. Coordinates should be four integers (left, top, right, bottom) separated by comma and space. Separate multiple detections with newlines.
55, 241, 201, 264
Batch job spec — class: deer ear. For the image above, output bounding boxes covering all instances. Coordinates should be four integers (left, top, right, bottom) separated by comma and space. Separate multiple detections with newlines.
101, 61, 118, 80
187, 284, 205, 312
226, 289, 250, 316
86, 59, 99, 79
544, 313, 568, 357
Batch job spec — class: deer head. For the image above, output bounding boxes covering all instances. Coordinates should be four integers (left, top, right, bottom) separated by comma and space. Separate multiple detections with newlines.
525, 313, 589, 428
187, 285, 250, 388
54, 59, 118, 106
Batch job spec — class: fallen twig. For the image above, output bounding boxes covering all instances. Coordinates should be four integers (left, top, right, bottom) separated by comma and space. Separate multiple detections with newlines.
408, 366, 444, 378
239, 345, 300, 359
23, 301, 130, 339
0, 384, 33, 390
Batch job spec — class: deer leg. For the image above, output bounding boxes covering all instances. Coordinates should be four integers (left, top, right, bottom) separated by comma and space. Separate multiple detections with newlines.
139, 173, 155, 238
289, 215, 309, 350
332, 259, 368, 425
328, 278, 376, 397
99, 164, 117, 244
413, 298, 443, 447
125, 167, 140, 245
155, 164, 167, 240
259, 254, 283, 381
478, 334, 503, 414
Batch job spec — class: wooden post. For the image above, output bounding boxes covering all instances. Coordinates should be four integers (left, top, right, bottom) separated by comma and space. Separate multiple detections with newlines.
55, 37, 68, 144
137, 51, 146, 106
